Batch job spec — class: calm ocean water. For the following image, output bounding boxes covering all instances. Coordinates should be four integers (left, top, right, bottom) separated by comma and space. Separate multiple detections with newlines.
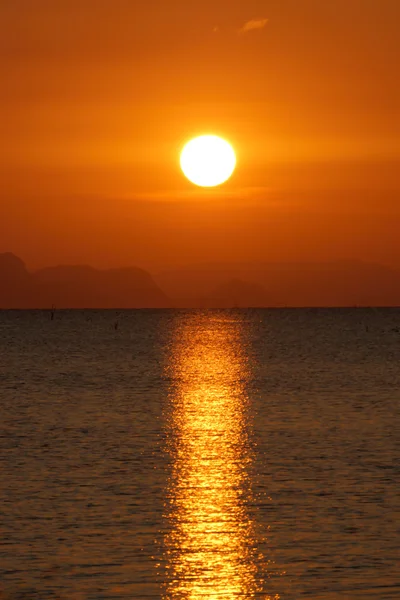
0, 309, 399, 599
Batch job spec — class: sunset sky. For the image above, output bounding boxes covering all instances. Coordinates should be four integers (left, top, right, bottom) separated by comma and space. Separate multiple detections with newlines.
1, 0, 399, 271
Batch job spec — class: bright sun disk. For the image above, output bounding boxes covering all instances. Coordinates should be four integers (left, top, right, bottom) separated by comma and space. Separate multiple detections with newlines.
180, 135, 236, 187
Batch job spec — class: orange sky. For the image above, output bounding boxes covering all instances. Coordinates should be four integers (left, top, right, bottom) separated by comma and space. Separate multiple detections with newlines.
1, 0, 399, 271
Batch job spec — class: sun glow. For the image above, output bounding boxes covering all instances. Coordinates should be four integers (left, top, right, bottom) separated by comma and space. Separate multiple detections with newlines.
180, 135, 236, 187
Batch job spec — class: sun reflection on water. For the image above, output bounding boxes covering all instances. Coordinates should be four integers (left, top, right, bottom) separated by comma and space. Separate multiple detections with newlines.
163, 314, 278, 599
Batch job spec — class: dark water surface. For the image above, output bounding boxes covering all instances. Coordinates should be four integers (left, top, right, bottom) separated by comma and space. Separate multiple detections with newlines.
0, 309, 399, 599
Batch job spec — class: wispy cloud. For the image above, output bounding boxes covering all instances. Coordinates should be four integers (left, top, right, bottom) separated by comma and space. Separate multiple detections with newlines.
238, 18, 269, 35
120, 186, 275, 205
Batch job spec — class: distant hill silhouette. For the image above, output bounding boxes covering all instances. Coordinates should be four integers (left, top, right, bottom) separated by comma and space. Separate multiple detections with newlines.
0, 253, 33, 307
1, 253, 400, 308
0, 253, 30, 283
0, 253, 169, 308
155, 261, 400, 307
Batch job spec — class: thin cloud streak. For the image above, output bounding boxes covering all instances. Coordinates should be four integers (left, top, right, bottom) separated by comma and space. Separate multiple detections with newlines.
238, 18, 269, 35
115, 186, 282, 207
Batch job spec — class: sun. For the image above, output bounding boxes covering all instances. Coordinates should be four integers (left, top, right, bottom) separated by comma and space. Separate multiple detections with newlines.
180, 135, 236, 187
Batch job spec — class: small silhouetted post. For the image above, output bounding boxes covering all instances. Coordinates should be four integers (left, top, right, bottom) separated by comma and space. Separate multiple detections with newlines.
50, 304, 56, 321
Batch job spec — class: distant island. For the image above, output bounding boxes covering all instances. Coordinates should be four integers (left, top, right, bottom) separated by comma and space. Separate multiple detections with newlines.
1, 252, 400, 308
0, 252, 169, 309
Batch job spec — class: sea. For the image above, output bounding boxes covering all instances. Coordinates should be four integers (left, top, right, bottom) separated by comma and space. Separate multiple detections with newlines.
0, 309, 399, 599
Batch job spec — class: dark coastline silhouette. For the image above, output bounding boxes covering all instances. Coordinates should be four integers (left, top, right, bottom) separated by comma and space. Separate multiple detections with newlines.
155, 260, 400, 308
0, 253, 169, 309
1, 252, 400, 308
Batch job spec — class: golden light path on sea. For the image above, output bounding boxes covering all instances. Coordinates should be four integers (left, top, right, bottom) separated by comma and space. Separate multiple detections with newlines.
163, 313, 280, 599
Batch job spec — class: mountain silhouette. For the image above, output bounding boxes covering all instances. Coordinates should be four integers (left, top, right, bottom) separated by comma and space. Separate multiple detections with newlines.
1, 253, 400, 308
0, 253, 30, 282
0, 254, 169, 308
0, 253, 32, 307
155, 260, 400, 307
